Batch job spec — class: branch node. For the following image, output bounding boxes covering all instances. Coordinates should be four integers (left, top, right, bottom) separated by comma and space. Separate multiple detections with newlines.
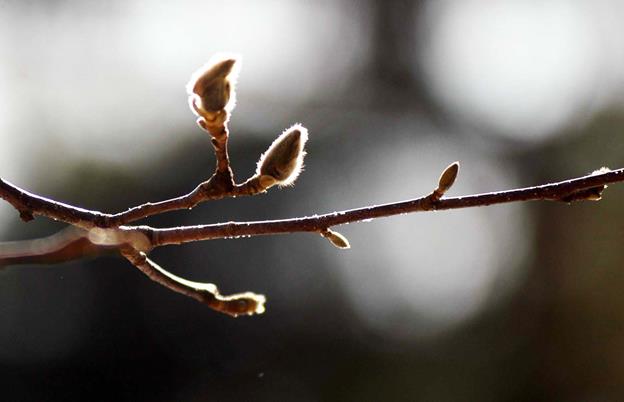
19, 210, 34, 222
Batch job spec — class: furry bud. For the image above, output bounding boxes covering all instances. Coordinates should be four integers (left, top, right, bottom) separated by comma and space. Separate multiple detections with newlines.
187, 54, 240, 115
256, 124, 308, 189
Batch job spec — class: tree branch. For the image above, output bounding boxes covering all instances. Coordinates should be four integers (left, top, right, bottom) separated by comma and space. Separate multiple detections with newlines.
0, 139, 263, 229
120, 247, 265, 317
2, 53, 622, 316
3, 167, 623, 251
134, 167, 624, 247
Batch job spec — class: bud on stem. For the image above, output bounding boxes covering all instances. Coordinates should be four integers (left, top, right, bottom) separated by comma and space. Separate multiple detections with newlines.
435, 161, 460, 197
186, 54, 240, 131
255, 124, 309, 189
321, 229, 351, 249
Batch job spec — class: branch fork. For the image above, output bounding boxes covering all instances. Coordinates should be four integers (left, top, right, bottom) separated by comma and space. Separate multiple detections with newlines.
1, 54, 623, 317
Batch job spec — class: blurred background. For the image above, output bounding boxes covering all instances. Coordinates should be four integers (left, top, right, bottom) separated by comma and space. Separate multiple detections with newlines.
1, 0, 624, 400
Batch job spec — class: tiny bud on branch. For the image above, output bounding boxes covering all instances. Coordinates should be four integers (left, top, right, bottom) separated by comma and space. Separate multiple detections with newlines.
435, 161, 460, 197
321, 229, 351, 249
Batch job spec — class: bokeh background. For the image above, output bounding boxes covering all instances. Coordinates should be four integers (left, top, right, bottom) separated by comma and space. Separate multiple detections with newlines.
1, 0, 624, 400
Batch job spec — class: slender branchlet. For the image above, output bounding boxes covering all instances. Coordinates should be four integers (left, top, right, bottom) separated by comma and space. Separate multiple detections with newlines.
121, 248, 265, 317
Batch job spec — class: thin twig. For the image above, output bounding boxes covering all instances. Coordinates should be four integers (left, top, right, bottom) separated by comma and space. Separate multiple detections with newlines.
134, 167, 624, 247
0, 171, 262, 229
120, 247, 265, 317
2, 168, 623, 249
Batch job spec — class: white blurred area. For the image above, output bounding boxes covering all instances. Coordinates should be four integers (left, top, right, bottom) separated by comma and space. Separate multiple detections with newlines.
418, 0, 624, 141
0, 0, 370, 223
0, 0, 369, 177
315, 119, 531, 340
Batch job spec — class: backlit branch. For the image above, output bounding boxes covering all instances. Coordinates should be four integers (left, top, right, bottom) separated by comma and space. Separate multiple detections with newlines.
120, 247, 265, 317
1, 54, 622, 316
136, 165, 624, 247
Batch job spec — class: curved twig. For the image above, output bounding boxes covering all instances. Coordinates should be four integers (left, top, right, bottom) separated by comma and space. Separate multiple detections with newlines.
120, 247, 265, 317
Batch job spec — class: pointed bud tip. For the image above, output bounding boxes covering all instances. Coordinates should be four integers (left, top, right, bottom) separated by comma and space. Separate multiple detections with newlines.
186, 54, 240, 94
437, 161, 460, 195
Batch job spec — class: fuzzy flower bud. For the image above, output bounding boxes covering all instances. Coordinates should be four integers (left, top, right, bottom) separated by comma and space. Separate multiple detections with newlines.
186, 54, 240, 116
256, 124, 308, 188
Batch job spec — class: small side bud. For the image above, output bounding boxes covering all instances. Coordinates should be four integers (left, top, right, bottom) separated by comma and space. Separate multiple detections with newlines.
561, 185, 607, 202
435, 161, 460, 197
321, 229, 351, 249
187, 54, 240, 116
256, 124, 308, 189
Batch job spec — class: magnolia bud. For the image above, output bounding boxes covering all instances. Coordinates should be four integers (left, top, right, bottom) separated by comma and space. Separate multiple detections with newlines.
186, 54, 240, 116
321, 229, 351, 249
435, 161, 460, 196
256, 124, 308, 188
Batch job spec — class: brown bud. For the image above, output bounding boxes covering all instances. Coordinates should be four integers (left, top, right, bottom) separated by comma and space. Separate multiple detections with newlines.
256, 124, 308, 188
321, 229, 351, 249
436, 161, 460, 196
187, 54, 240, 115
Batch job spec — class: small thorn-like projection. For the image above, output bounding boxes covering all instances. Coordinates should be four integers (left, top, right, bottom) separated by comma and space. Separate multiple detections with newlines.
321, 229, 351, 249
435, 161, 460, 197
